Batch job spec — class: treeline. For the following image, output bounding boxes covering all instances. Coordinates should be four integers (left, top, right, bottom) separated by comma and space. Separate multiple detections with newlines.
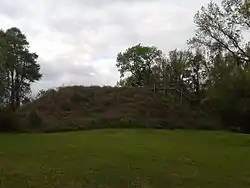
0, 0, 250, 133
116, 0, 250, 132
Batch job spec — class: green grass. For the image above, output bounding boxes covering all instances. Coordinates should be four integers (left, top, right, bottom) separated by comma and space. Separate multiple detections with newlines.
0, 129, 250, 188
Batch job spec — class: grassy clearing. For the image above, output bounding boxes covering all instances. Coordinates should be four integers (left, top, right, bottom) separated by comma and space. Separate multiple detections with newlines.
0, 129, 250, 188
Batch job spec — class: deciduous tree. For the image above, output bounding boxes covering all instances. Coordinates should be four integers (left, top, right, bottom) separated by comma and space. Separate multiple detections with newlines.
116, 44, 166, 87
188, 0, 250, 66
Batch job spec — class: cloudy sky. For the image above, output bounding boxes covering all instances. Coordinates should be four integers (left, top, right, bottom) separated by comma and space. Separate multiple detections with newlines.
0, 0, 220, 92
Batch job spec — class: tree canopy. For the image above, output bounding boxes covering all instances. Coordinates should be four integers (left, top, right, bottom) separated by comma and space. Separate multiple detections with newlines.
116, 44, 166, 87
188, 0, 250, 66
115, 0, 250, 132
0, 27, 42, 111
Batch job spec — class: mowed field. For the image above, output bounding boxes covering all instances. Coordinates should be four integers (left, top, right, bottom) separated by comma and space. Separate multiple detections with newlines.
0, 130, 250, 188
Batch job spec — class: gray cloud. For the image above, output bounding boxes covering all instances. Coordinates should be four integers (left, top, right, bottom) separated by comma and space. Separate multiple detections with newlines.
0, 0, 222, 93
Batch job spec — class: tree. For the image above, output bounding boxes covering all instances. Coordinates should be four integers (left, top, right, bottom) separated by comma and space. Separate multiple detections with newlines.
204, 62, 250, 132
188, 0, 250, 66
159, 49, 206, 100
0, 62, 6, 108
0, 27, 42, 111
165, 49, 192, 86
188, 50, 207, 98
187, 0, 250, 132
36, 89, 47, 99
222, 0, 250, 28
116, 44, 166, 87
0, 30, 9, 108
0, 61, 7, 109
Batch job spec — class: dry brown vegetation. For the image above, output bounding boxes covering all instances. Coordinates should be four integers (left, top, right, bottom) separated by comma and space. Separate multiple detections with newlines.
13, 86, 219, 132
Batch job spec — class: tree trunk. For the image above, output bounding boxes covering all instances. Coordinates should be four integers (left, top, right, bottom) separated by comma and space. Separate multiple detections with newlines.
14, 71, 21, 108
10, 71, 15, 111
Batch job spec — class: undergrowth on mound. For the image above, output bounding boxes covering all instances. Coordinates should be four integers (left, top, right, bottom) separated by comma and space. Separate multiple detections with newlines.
1, 86, 219, 132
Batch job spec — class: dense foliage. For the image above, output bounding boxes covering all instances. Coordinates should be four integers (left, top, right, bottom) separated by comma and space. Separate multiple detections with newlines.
116, 0, 250, 132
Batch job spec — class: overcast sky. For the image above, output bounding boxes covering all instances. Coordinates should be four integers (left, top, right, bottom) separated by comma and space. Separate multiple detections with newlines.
0, 0, 221, 92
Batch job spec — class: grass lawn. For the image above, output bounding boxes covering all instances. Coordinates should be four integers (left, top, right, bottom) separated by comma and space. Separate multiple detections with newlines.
0, 129, 250, 188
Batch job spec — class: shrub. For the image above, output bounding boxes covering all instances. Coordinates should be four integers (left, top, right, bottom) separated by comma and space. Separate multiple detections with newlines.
28, 110, 43, 129
0, 111, 20, 132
